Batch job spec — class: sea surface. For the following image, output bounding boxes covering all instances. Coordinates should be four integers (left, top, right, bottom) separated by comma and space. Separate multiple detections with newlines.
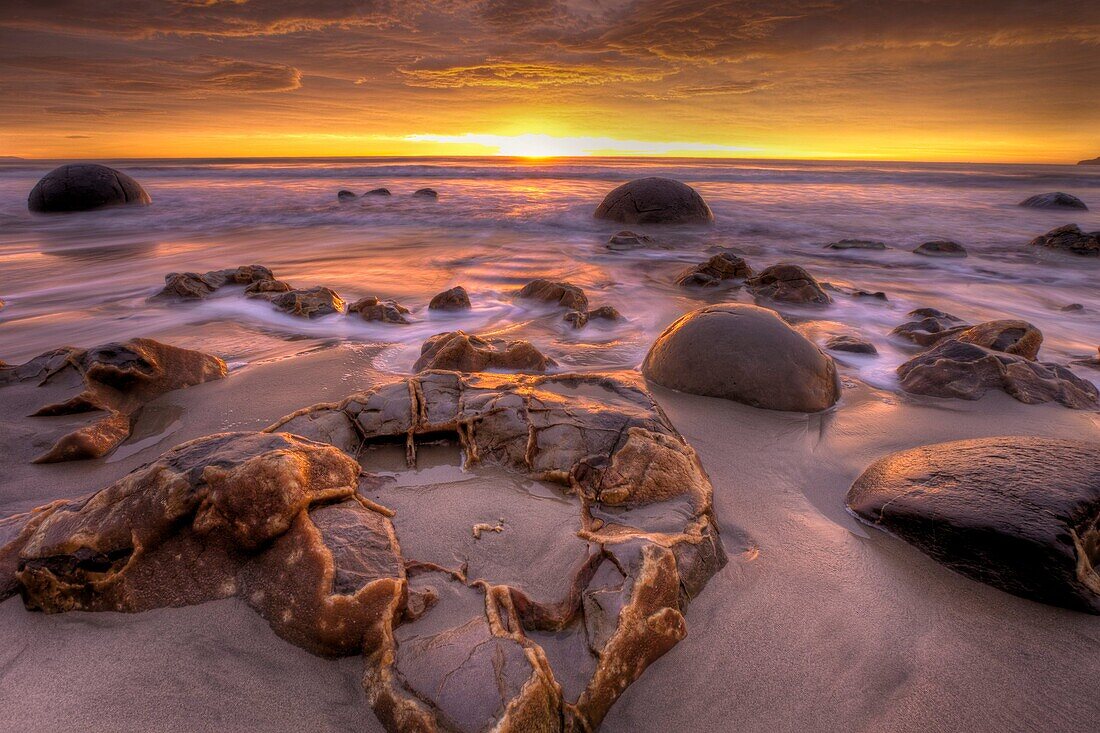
1, 157, 1098, 390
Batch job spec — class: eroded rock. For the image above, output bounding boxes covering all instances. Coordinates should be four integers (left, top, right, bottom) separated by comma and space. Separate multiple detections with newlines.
825, 335, 877, 355
1028, 224, 1100, 256
675, 253, 752, 287
847, 437, 1100, 613
606, 231, 654, 251
413, 331, 555, 373
0, 339, 226, 462
428, 285, 471, 311
271, 286, 345, 318
594, 178, 714, 225
1018, 192, 1088, 210
28, 164, 151, 213
153, 264, 275, 301
746, 264, 831, 305
516, 279, 589, 311
643, 304, 840, 412
890, 307, 970, 347
564, 306, 622, 329
349, 296, 410, 324
953, 319, 1042, 360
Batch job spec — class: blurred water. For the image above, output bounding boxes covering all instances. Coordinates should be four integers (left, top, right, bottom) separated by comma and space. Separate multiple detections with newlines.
0, 157, 1097, 388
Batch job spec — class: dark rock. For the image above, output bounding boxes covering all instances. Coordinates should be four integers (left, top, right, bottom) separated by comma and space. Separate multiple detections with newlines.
824, 239, 886, 250
953, 319, 1043, 360
349, 296, 410, 324
564, 305, 621, 329
675, 253, 752, 287
428, 285, 471, 311
642, 304, 840, 412
364, 188, 391, 196
852, 289, 888, 301
337, 190, 357, 201
414, 331, 555, 372
594, 177, 714, 225
28, 164, 151, 213
890, 308, 970, 347
244, 279, 294, 298
606, 230, 654, 250
516, 279, 589, 311
0, 338, 226, 462
825, 335, 877, 355
1018, 192, 1088, 210
412, 188, 438, 198
914, 240, 968, 258
1062, 303, 1085, 312
847, 436, 1100, 613
896, 339, 1098, 408
271, 286, 345, 318
746, 263, 831, 305
1028, 224, 1100, 256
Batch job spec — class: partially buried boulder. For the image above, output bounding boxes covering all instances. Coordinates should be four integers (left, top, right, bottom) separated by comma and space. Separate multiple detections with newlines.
337, 190, 357, 201
914, 240, 967, 258
428, 285, 471, 311
675, 252, 752, 287
271, 286, 345, 318
412, 188, 438, 198
890, 307, 970, 347
847, 436, 1100, 613
28, 164, 151, 213
953, 319, 1042, 359
1018, 192, 1088, 210
825, 335, 877, 355
364, 188, 391, 196
824, 239, 886, 250
1028, 224, 1099, 255
595, 177, 714, 225
746, 263, 831, 305
0, 338, 226, 462
349, 296, 410, 324
606, 230, 654, 250
414, 331, 555, 372
516, 278, 589, 311
642, 304, 840, 412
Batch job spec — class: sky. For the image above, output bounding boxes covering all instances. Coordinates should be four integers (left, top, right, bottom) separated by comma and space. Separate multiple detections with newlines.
0, 0, 1097, 162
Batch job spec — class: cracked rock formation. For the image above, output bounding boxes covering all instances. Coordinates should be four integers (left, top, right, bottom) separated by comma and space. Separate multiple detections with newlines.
414, 331, 555, 373
349, 296, 411, 324
890, 307, 970, 347
516, 279, 589, 311
1028, 224, 1100, 255
28, 164, 151, 213
675, 252, 753, 287
643, 304, 840, 412
153, 264, 275, 300
746, 263, 831, 305
428, 285, 471, 311
1018, 192, 1088, 210
271, 286, 345, 318
0, 338, 226, 462
594, 177, 714, 225
2, 370, 739, 732
847, 436, 1100, 613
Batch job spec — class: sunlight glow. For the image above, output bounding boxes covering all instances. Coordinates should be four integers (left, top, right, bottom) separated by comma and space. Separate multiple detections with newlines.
403, 132, 755, 158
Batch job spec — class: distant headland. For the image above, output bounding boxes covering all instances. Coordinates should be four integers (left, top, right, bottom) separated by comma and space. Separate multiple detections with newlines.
1079, 156, 1100, 165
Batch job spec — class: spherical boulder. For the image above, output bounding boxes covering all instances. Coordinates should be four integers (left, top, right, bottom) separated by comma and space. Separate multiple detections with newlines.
642, 304, 840, 412
594, 177, 713, 225
28, 164, 151, 213
1018, 192, 1088, 210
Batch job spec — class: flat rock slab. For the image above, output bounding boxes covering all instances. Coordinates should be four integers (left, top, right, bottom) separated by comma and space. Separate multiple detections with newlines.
847, 437, 1100, 613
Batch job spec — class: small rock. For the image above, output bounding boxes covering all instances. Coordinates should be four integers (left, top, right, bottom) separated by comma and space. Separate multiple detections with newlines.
824, 239, 886, 250
1018, 192, 1088, 210
348, 296, 410, 324
1028, 224, 1099, 256
413, 188, 438, 198
413, 331, 555, 372
28, 164, 151, 213
245, 279, 294, 298
428, 285, 471, 311
594, 177, 713, 225
825, 335, 877, 355
337, 190, 357, 201
746, 264, 830, 305
914, 240, 968, 258
675, 253, 753, 287
890, 308, 970, 347
606, 231, 654, 250
364, 188, 391, 196
1062, 303, 1084, 312
564, 305, 621, 329
271, 286, 345, 318
851, 289, 888, 301
516, 279, 589, 311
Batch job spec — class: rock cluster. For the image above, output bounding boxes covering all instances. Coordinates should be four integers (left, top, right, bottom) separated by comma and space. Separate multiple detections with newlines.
270, 286, 345, 318
2, 371, 736, 731
1018, 192, 1088, 210
28, 164, 151, 213
564, 306, 621, 329
349, 296, 410, 324
413, 331, 555, 372
643, 304, 840, 412
746, 264, 831, 305
428, 285, 471, 311
0, 338, 226, 462
675, 252, 753, 287
847, 436, 1100, 613
1028, 224, 1099, 255
594, 178, 714, 225
153, 264, 275, 300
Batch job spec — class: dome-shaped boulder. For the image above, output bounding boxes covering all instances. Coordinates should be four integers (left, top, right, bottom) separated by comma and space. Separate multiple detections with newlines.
28, 164, 151, 213
594, 177, 713, 225
1019, 192, 1088, 210
642, 304, 840, 412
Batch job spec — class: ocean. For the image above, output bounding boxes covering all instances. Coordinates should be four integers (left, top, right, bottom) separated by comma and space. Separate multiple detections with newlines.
1, 156, 1098, 389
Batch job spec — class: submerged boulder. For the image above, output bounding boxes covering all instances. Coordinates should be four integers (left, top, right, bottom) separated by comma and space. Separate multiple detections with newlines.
337, 190, 357, 201
594, 177, 714, 225
825, 335, 877, 355
675, 252, 753, 287
847, 436, 1100, 613
1028, 224, 1099, 256
0, 338, 226, 462
890, 307, 970, 347
564, 305, 621, 329
824, 239, 886, 250
428, 285, 471, 311
746, 264, 831, 305
28, 164, 151, 213
1019, 192, 1088, 210
412, 188, 438, 198
642, 304, 840, 412
516, 279, 589, 311
914, 240, 968, 258
364, 188, 391, 196
349, 296, 410, 324
414, 331, 555, 373
271, 286, 344, 318
606, 230, 654, 250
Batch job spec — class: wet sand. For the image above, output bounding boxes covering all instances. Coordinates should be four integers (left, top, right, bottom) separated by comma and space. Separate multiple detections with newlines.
1, 341, 1097, 731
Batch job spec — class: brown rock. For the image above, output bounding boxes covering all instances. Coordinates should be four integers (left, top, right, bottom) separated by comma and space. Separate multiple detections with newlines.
746, 263, 831, 305
349, 296, 410, 324
890, 307, 970, 347
413, 331, 556, 372
244, 279, 294, 298
913, 240, 968, 258
153, 264, 275, 301
606, 230, 654, 250
594, 177, 714, 225
1028, 224, 1100, 256
428, 285, 471, 311
642, 304, 840, 412
675, 252, 753, 287
564, 305, 622, 329
825, 335, 877, 355
271, 286, 345, 318
953, 319, 1043, 360
516, 279, 589, 311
